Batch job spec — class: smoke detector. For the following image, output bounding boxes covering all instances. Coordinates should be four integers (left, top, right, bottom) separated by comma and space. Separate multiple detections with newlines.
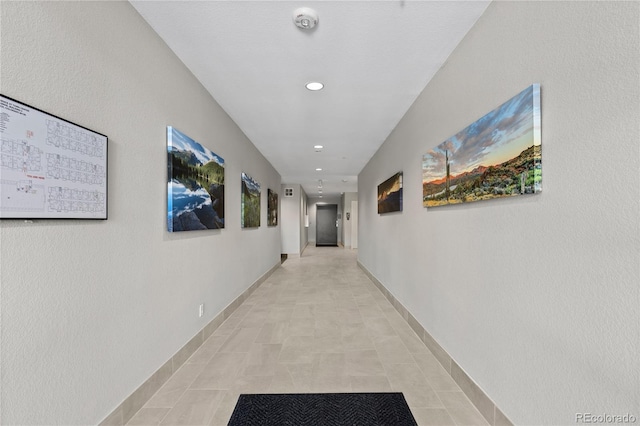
293, 7, 318, 29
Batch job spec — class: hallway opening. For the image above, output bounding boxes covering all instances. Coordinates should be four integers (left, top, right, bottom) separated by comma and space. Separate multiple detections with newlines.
122, 247, 487, 425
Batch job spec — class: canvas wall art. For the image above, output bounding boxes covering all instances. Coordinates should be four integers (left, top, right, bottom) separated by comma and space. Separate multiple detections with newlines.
378, 172, 403, 214
267, 188, 278, 226
422, 84, 541, 208
167, 126, 224, 231
241, 172, 260, 228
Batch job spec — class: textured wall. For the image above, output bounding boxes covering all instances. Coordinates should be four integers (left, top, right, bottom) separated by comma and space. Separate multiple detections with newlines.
299, 187, 308, 252
342, 192, 358, 248
0, 2, 281, 423
358, 2, 639, 424
281, 184, 301, 255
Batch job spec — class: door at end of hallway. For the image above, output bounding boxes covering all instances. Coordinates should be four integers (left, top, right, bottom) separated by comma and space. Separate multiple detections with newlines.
316, 204, 338, 246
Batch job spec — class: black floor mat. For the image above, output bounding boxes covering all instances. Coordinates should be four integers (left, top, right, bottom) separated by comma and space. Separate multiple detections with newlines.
228, 392, 418, 426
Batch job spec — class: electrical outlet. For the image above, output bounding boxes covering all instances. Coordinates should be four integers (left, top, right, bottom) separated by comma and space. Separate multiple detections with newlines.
198, 304, 204, 318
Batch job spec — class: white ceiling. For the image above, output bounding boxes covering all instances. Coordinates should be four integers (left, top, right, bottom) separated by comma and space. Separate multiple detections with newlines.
131, 1, 490, 199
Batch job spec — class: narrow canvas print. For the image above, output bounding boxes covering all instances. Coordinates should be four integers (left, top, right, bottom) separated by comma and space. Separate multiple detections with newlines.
267, 188, 278, 226
378, 172, 403, 214
422, 84, 541, 208
241, 172, 260, 228
167, 126, 224, 231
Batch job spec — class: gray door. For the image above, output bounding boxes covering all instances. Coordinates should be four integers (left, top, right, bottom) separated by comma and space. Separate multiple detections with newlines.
316, 204, 338, 246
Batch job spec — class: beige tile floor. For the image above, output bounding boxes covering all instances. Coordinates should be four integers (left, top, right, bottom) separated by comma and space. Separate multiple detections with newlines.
127, 246, 488, 426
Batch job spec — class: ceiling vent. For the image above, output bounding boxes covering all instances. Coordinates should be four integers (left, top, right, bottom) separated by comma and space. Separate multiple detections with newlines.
293, 7, 318, 30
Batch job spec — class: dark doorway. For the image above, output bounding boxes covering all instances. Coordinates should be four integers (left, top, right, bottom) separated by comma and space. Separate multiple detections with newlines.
316, 204, 338, 246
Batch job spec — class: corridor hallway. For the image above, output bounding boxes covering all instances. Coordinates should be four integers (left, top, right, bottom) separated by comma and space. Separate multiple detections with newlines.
126, 246, 488, 425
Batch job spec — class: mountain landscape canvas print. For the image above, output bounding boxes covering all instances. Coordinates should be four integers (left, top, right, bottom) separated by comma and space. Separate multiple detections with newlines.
422, 84, 541, 208
267, 188, 278, 226
241, 172, 260, 228
167, 126, 224, 231
378, 172, 403, 214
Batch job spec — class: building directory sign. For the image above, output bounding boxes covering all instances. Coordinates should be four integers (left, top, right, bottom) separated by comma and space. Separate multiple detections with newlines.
0, 95, 108, 219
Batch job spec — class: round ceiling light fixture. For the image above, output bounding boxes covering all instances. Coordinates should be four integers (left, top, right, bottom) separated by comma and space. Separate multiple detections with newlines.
293, 7, 318, 29
306, 82, 324, 91
314, 145, 323, 149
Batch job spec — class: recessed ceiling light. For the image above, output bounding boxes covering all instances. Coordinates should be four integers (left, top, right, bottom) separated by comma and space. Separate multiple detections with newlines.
319, 195, 323, 198
315, 168, 322, 171
314, 145, 324, 149
306, 82, 324, 91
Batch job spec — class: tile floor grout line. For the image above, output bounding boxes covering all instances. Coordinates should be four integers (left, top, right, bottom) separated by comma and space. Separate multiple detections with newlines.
129, 322, 238, 424
143, 247, 489, 425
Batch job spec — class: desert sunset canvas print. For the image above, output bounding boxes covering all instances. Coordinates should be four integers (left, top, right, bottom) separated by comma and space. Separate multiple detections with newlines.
422, 84, 541, 208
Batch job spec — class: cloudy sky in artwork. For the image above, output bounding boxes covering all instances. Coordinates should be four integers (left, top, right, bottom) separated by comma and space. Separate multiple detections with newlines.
423, 85, 538, 181
168, 126, 224, 166
242, 172, 261, 195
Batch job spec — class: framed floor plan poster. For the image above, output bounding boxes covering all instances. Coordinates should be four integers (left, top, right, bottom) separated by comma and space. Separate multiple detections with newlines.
0, 95, 108, 219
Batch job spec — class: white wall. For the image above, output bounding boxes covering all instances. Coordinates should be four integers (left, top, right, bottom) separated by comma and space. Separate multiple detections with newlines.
342, 192, 358, 248
350, 200, 358, 250
0, 2, 281, 424
299, 186, 308, 252
309, 199, 317, 243
358, 2, 639, 425
281, 183, 308, 255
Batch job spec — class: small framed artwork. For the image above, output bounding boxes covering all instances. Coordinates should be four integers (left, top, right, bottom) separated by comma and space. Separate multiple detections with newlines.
267, 188, 278, 226
377, 172, 403, 214
241, 172, 260, 228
